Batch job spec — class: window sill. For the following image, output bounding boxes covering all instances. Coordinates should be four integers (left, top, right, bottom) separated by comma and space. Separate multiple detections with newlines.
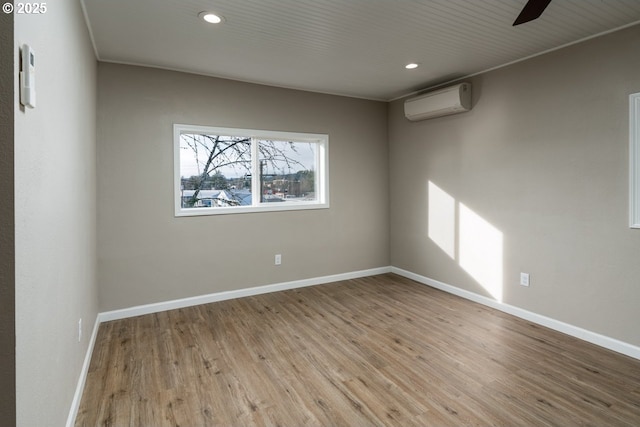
175, 202, 330, 217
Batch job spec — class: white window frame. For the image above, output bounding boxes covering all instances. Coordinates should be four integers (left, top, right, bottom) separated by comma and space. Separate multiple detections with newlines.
630, 93, 640, 228
174, 124, 329, 217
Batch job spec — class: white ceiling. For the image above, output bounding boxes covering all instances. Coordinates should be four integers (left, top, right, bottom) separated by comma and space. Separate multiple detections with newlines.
82, 0, 640, 101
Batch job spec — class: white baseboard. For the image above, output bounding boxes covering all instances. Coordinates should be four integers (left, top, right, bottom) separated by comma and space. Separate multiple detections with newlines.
67, 264, 640, 425
67, 266, 390, 425
98, 266, 392, 323
391, 266, 640, 361
65, 315, 101, 427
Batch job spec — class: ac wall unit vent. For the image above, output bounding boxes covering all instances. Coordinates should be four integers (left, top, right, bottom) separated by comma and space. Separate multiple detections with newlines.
404, 83, 471, 121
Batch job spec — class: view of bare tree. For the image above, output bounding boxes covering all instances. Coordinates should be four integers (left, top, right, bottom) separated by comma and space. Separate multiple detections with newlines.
180, 134, 313, 208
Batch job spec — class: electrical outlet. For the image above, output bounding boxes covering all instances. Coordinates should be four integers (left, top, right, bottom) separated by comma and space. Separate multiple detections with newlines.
520, 272, 530, 287
78, 318, 82, 342
275, 254, 282, 265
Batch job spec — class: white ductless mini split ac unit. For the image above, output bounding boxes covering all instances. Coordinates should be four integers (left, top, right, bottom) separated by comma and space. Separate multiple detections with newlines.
404, 83, 472, 121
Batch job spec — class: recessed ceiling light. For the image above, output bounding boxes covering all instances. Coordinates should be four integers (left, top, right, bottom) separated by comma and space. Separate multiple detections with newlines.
199, 11, 224, 24
405, 63, 419, 69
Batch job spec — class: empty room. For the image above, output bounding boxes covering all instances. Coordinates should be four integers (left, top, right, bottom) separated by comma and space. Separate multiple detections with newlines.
4, 0, 640, 425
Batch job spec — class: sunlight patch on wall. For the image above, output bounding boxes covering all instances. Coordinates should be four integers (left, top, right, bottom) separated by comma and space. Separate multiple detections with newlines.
428, 181, 456, 259
459, 203, 503, 302
427, 181, 504, 302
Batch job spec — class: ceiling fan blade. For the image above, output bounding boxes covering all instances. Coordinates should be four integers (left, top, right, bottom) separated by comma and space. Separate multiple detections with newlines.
513, 0, 552, 26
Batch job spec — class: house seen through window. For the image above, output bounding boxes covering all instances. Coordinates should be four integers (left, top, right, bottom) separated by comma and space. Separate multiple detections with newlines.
174, 125, 329, 216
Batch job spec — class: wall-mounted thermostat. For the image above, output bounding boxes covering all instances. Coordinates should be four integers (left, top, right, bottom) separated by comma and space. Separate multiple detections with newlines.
20, 44, 36, 108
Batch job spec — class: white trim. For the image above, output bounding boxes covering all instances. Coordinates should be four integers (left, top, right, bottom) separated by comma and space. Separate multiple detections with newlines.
65, 315, 101, 427
99, 267, 391, 322
391, 20, 640, 102
95, 58, 388, 102
67, 265, 640, 425
78, 19, 640, 104
175, 202, 330, 216
630, 93, 640, 229
66, 266, 390, 425
251, 137, 261, 206
79, 0, 100, 61
391, 267, 640, 360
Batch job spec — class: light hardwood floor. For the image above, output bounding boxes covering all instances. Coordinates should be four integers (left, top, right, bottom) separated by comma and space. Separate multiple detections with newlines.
76, 274, 640, 426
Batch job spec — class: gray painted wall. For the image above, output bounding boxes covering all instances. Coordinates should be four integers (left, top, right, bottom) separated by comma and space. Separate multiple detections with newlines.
97, 64, 389, 311
389, 25, 640, 347
14, 1, 98, 425
10, 9, 640, 422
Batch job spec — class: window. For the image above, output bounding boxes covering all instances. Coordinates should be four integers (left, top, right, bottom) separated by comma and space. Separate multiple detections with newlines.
174, 124, 329, 216
631, 93, 640, 228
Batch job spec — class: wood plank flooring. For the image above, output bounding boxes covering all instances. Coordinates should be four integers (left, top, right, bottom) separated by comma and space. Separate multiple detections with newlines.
75, 274, 640, 426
